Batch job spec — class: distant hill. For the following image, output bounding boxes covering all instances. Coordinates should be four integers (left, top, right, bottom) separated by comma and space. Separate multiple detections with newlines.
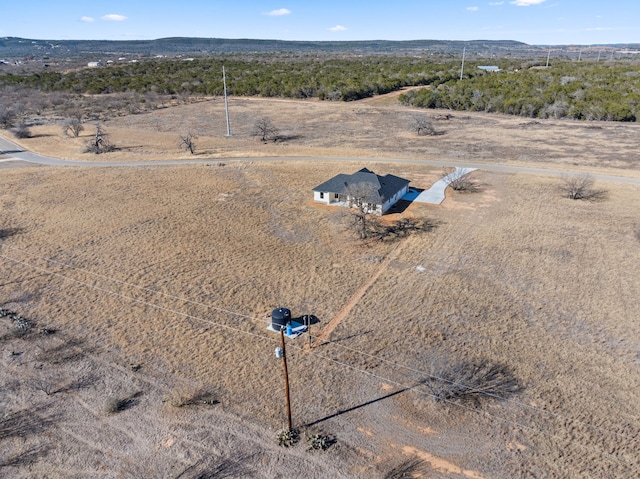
0, 36, 544, 59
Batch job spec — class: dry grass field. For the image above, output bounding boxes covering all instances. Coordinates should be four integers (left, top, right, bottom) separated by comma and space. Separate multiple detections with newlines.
1, 95, 640, 478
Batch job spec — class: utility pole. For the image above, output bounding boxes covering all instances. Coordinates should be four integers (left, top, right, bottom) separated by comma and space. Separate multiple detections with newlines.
278, 327, 292, 431
460, 47, 466, 80
223, 66, 231, 137
546, 47, 551, 68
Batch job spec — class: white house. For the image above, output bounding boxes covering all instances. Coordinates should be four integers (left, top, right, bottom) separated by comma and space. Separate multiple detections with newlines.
478, 65, 500, 72
312, 168, 410, 215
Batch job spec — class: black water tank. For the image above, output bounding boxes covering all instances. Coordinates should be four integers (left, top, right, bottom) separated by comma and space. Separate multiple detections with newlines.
271, 307, 291, 329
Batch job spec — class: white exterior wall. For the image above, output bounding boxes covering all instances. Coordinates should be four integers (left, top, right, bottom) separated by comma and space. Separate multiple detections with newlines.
381, 185, 409, 214
315, 184, 408, 214
314, 191, 331, 204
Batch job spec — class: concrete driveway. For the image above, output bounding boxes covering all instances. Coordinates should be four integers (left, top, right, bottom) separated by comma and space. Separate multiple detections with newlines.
404, 167, 477, 205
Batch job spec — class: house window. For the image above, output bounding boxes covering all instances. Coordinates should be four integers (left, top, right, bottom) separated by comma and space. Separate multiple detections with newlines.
334, 193, 339, 199
319, 192, 324, 199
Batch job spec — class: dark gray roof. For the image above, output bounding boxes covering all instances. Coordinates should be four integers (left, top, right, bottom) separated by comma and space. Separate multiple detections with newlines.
313, 168, 409, 204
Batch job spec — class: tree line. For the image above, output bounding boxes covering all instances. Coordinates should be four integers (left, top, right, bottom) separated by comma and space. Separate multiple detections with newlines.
400, 62, 640, 121
1, 56, 640, 121
0, 56, 459, 99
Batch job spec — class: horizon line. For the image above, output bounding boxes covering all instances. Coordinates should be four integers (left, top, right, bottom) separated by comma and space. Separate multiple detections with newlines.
3, 36, 640, 48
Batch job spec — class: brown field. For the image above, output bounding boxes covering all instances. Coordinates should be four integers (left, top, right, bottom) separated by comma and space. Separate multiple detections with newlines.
1, 95, 640, 478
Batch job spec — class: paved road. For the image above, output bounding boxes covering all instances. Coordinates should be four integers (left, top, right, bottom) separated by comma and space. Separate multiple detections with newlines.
2, 135, 639, 185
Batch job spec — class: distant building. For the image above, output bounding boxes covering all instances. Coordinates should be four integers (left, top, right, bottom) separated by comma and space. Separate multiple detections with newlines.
478, 65, 500, 72
312, 168, 410, 215
87, 61, 103, 68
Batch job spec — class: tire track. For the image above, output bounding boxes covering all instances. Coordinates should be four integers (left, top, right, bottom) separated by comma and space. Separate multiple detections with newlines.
310, 242, 405, 348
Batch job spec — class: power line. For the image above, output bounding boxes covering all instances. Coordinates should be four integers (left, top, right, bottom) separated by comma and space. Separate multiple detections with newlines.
1, 245, 267, 325
0, 250, 637, 467
286, 344, 636, 468
0, 253, 273, 344
2, 246, 637, 443
317, 339, 639, 444
8, 244, 634, 445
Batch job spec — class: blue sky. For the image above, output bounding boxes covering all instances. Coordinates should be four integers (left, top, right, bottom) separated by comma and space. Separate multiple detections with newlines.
1, 1, 638, 45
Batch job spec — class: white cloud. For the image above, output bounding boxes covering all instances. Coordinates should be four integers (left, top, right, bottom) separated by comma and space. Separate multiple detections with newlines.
101, 14, 128, 21
265, 8, 291, 16
328, 25, 347, 32
510, 0, 546, 5
81, 16, 95, 22
467, 6, 479, 11
489, 1, 504, 5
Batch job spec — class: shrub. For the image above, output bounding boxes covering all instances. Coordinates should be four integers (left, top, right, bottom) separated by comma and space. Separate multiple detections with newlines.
409, 115, 437, 136
0, 107, 17, 128
423, 356, 520, 406
84, 124, 116, 154
105, 397, 126, 414
32, 378, 59, 396
560, 173, 606, 200
11, 124, 31, 139
306, 433, 334, 451
382, 458, 426, 479
167, 385, 218, 408
276, 428, 300, 447
105, 391, 140, 414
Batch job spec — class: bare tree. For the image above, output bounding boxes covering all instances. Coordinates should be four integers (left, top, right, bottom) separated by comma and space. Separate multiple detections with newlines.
179, 132, 198, 154
11, 102, 27, 125
144, 91, 161, 110
344, 181, 381, 240
560, 173, 605, 200
68, 108, 85, 122
62, 118, 84, 137
382, 458, 428, 479
442, 167, 479, 192
410, 115, 437, 136
422, 355, 520, 406
84, 124, 115, 154
370, 217, 438, 242
32, 378, 60, 396
28, 93, 51, 115
0, 106, 17, 129
253, 117, 279, 143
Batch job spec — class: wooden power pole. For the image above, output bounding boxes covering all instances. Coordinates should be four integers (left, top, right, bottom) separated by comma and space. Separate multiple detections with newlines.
279, 327, 293, 431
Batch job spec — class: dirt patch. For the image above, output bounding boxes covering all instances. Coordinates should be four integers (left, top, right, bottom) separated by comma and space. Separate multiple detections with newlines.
402, 445, 487, 479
